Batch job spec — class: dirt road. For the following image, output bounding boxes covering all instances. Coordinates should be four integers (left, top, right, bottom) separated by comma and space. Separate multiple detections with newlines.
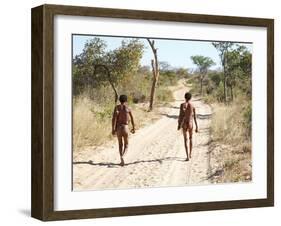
73, 81, 212, 191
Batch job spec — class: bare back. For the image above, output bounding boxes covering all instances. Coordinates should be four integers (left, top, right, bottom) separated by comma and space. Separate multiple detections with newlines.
179, 102, 194, 130
116, 104, 131, 126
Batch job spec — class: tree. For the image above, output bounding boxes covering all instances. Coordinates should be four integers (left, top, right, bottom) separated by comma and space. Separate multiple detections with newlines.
239, 47, 252, 96
93, 64, 119, 103
212, 42, 234, 103
175, 67, 189, 78
138, 65, 151, 75
107, 39, 144, 86
104, 39, 144, 103
190, 55, 215, 95
159, 61, 172, 72
224, 45, 252, 100
237, 45, 252, 80
147, 39, 160, 111
73, 38, 107, 93
73, 38, 144, 104
224, 50, 240, 101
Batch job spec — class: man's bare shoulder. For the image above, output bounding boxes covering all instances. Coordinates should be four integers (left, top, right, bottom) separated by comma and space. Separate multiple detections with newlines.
185, 101, 195, 110
189, 102, 196, 110
123, 105, 131, 112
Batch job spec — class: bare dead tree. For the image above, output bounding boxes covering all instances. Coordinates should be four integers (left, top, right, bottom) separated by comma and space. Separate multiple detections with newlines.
147, 39, 159, 111
93, 64, 119, 104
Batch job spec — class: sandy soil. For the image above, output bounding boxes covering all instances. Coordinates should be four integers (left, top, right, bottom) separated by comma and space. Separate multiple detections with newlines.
73, 80, 213, 191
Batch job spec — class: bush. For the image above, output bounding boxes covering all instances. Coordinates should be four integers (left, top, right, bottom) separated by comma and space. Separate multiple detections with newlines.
209, 71, 223, 86
132, 92, 146, 103
156, 88, 174, 103
73, 94, 114, 152
158, 71, 177, 86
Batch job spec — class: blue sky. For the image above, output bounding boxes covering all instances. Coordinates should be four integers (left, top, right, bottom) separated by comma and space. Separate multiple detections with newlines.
72, 35, 252, 70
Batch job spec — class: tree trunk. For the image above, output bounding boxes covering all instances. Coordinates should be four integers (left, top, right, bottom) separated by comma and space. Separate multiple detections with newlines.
147, 39, 159, 111
149, 77, 157, 111
223, 61, 227, 103
93, 64, 118, 105
230, 84, 234, 101
109, 81, 119, 105
200, 76, 203, 96
223, 76, 227, 103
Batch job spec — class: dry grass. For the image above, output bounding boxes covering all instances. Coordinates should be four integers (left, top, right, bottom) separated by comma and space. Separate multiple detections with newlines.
208, 100, 252, 183
73, 95, 113, 152
211, 103, 246, 143
73, 94, 163, 153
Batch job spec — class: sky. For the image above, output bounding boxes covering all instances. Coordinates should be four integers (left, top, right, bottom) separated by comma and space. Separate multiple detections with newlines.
72, 35, 252, 70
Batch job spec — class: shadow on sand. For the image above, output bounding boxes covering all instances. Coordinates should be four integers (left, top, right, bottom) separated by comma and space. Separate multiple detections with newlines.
197, 113, 212, 119
160, 113, 178, 119
73, 156, 188, 168
160, 113, 212, 120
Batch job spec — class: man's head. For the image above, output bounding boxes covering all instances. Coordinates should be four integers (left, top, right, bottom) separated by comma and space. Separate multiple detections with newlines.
184, 92, 192, 101
119, 94, 128, 103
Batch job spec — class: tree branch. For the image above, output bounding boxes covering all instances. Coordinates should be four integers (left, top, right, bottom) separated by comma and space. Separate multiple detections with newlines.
93, 64, 119, 104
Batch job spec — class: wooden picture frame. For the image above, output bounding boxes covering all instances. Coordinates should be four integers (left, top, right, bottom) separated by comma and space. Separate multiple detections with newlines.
31, 4, 274, 221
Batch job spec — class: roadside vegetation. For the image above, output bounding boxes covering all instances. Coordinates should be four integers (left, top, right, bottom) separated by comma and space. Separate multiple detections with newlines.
189, 43, 252, 183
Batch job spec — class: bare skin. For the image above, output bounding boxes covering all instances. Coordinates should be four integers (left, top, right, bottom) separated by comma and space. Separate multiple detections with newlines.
178, 101, 198, 161
112, 103, 135, 166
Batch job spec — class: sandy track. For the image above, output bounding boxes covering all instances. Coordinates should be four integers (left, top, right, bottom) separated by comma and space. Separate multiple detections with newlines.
73, 81, 212, 191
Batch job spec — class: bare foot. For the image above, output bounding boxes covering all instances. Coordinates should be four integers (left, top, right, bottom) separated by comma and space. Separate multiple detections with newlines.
120, 158, 125, 166
185, 157, 189, 161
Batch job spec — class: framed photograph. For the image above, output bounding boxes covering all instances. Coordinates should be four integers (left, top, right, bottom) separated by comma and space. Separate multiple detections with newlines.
31, 4, 274, 221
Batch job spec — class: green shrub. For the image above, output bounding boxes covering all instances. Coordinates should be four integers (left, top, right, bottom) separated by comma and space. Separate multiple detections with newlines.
132, 92, 146, 103
159, 71, 178, 86
156, 88, 174, 102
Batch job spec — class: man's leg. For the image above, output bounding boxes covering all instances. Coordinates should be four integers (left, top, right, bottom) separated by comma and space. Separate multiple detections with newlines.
183, 129, 189, 161
123, 130, 129, 156
189, 130, 193, 159
117, 130, 124, 166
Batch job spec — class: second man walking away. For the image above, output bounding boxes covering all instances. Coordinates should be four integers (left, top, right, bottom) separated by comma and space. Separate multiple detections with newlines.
178, 92, 198, 161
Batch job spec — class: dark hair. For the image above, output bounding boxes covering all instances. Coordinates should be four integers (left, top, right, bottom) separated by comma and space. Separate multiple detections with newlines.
119, 94, 128, 103
184, 92, 192, 101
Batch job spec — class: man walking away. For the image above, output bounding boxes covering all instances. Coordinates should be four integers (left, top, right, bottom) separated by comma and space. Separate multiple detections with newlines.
178, 92, 198, 161
112, 95, 135, 166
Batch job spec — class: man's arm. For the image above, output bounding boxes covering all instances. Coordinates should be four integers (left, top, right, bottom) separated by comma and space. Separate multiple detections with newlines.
129, 111, 135, 133
112, 106, 117, 135
193, 108, 198, 132
178, 104, 184, 130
